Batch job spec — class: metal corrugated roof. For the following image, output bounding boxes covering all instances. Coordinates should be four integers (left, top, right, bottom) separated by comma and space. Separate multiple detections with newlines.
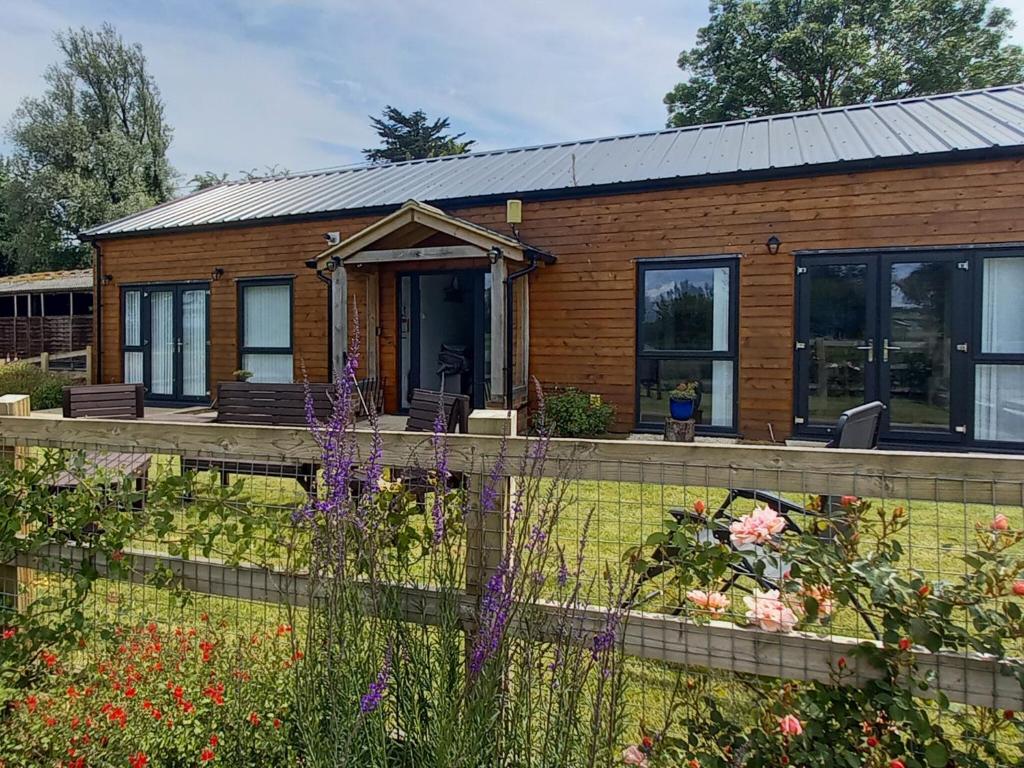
0, 270, 93, 295
84, 84, 1024, 238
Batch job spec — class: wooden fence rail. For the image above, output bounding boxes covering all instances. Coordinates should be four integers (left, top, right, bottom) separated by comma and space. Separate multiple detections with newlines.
2, 409, 1024, 710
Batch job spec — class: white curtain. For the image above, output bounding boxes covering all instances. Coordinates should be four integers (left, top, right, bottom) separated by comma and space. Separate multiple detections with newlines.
124, 291, 141, 346
124, 352, 143, 384
976, 257, 1024, 442
981, 258, 1024, 354
181, 290, 207, 397
711, 266, 732, 426
123, 290, 143, 384
243, 353, 294, 383
244, 284, 290, 348
150, 291, 174, 395
242, 284, 292, 383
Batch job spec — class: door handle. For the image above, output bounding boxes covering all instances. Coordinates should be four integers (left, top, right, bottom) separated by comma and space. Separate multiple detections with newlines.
882, 338, 901, 362
855, 342, 875, 363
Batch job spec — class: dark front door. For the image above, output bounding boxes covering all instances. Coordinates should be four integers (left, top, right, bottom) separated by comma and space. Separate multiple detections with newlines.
795, 253, 970, 446
397, 269, 487, 411
122, 283, 210, 403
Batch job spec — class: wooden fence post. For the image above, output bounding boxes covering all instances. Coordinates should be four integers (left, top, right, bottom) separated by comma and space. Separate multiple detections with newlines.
0, 394, 32, 614
84, 344, 93, 384
39, 352, 49, 374
465, 409, 516, 599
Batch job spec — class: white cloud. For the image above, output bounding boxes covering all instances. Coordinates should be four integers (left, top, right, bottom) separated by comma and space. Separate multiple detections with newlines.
3, 0, 1024, 190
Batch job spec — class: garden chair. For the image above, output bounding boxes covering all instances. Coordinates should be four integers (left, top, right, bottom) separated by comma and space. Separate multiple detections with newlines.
635, 401, 885, 636
52, 384, 152, 521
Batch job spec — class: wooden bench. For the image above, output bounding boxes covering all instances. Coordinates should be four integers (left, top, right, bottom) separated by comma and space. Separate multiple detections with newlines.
388, 389, 471, 498
405, 388, 470, 434
56, 384, 151, 504
181, 382, 336, 492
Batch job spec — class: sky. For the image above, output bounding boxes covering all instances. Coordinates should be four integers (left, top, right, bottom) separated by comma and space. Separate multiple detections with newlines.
3, 0, 1024, 191
0, 0, 706, 189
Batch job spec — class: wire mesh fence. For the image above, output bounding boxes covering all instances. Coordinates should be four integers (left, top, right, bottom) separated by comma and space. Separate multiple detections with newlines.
2, 411, 1024, 765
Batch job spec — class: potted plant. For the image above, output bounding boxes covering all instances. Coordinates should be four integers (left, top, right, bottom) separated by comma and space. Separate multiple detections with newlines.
668, 380, 701, 420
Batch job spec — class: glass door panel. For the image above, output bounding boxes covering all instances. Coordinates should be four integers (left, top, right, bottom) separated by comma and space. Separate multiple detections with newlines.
149, 290, 175, 397
803, 262, 876, 427
181, 289, 208, 398
882, 260, 954, 434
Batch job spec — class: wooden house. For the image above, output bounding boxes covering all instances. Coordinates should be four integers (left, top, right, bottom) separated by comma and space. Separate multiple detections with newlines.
82, 85, 1024, 450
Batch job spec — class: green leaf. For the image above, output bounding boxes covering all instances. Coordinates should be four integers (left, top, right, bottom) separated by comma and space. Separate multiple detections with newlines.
925, 741, 949, 767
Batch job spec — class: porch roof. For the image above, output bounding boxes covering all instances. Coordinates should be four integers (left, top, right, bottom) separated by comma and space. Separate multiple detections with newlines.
310, 199, 548, 268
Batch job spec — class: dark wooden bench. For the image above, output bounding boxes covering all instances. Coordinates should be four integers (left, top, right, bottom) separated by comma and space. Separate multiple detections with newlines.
56, 384, 151, 504
388, 389, 471, 498
405, 388, 470, 434
181, 382, 335, 492
354, 377, 385, 420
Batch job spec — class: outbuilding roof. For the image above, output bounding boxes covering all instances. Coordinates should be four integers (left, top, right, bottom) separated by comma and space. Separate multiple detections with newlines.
0, 269, 93, 295
84, 83, 1024, 238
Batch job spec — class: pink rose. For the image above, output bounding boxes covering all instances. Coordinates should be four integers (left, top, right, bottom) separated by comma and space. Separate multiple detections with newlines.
728, 505, 787, 547
992, 514, 1010, 531
799, 584, 834, 617
685, 590, 730, 618
744, 590, 798, 633
779, 714, 803, 736
621, 745, 649, 766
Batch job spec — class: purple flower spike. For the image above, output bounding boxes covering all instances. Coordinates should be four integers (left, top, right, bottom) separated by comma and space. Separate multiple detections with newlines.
359, 645, 392, 715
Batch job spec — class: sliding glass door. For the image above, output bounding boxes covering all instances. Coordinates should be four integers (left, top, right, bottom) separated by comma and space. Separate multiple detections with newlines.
796, 248, 1024, 449
121, 283, 210, 403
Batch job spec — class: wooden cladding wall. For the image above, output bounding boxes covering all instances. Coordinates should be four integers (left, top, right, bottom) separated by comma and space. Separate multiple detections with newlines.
96, 157, 1024, 438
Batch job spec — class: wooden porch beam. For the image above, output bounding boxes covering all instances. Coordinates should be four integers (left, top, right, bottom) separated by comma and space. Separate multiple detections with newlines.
490, 258, 507, 403
331, 263, 347, 378
347, 244, 486, 265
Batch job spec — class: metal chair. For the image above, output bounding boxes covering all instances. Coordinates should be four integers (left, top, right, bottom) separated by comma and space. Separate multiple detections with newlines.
635, 402, 885, 635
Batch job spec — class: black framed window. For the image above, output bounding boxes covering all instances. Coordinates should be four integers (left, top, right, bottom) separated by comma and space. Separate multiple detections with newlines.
238, 278, 293, 383
636, 257, 739, 432
122, 288, 145, 385
973, 254, 1024, 445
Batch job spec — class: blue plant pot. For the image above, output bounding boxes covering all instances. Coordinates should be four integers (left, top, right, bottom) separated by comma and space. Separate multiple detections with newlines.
669, 398, 695, 420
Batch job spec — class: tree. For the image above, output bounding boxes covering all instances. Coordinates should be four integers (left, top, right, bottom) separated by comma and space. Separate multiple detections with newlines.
3, 23, 175, 272
363, 106, 474, 163
188, 171, 230, 192
665, 0, 1024, 127
0, 159, 14, 275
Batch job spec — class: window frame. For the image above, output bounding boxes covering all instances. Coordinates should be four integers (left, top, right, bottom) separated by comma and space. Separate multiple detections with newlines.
634, 255, 740, 434
970, 252, 1024, 450
120, 286, 147, 386
236, 277, 295, 382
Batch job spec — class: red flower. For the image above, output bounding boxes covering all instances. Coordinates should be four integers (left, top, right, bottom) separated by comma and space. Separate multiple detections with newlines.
124, 686, 137, 698
837, 656, 847, 670
693, 499, 706, 515
918, 584, 931, 597
840, 495, 860, 508
866, 736, 879, 748
107, 706, 127, 729
202, 682, 225, 706
41, 651, 59, 668
277, 624, 292, 636
273, 718, 282, 729
1013, 581, 1024, 597
897, 637, 912, 652
889, 761, 905, 768
248, 712, 261, 726
152, 708, 162, 721
45, 716, 57, 728
209, 734, 219, 747
1004, 710, 1016, 720
2, 628, 15, 640
129, 753, 149, 768
200, 748, 215, 762
25, 695, 37, 713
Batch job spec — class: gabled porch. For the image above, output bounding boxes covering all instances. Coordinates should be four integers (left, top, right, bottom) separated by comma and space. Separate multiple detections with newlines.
310, 200, 553, 418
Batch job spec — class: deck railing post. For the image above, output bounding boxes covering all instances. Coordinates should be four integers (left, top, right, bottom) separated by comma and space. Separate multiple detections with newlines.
0, 394, 33, 615
39, 351, 49, 374
465, 409, 515, 599
84, 344, 93, 384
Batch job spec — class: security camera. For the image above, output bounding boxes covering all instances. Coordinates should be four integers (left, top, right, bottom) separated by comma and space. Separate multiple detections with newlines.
323, 231, 341, 245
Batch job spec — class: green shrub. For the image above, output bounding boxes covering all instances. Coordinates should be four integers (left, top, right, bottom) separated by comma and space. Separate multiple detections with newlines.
537, 387, 615, 437
0, 362, 71, 410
